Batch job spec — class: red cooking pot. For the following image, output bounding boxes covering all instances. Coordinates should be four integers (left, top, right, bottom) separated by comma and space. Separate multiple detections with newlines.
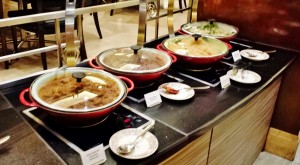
19, 67, 134, 127
180, 20, 239, 42
158, 34, 229, 71
89, 46, 177, 87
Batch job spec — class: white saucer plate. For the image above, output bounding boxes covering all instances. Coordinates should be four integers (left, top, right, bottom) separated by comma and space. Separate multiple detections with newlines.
109, 128, 159, 159
158, 82, 195, 100
227, 69, 261, 84
240, 49, 270, 61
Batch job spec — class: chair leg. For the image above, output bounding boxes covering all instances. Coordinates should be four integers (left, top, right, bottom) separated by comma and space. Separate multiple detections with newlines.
41, 52, 47, 70
179, 0, 183, 9
183, 0, 187, 8
110, 9, 114, 16
92, 12, 103, 39
11, 26, 19, 53
4, 61, 9, 69
80, 37, 88, 61
1, 28, 9, 69
110, 0, 118, 16
37, 22, 47, 70
179, 0, 187, 10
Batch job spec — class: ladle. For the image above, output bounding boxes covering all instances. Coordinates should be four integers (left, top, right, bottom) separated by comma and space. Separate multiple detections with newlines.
118, 122, 155, 154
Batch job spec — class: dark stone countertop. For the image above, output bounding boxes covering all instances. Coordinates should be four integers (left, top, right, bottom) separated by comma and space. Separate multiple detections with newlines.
0, 36, 297, 165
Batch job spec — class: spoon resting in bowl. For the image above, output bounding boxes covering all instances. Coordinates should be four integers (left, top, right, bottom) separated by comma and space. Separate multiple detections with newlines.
118, 122, 155, 154
247, 50, 276, 57
163, 84, 210, 94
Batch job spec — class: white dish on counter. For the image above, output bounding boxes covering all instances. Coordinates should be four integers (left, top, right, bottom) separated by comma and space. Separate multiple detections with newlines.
240, 49, 270, 61
109, 128, 158, 159
158, 82, 195, 100
227, 69, 261, 84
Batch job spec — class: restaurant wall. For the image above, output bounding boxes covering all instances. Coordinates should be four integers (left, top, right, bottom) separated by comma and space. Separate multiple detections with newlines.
197, 0, 300, 135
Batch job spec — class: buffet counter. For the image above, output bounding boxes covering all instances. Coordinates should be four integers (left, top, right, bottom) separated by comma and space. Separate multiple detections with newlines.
0, 35, 296, 165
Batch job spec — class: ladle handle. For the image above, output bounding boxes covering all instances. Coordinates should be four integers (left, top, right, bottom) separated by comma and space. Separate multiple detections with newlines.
132, 121, 155, 144
263, 50, 277, 54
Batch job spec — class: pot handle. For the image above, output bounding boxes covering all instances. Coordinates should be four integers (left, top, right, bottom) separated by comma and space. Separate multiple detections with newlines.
118, 76, 134, 93
88, 57, 104, 70
19, 88, 38, 107
156, 43, 173, 55
156, 43, 177, 63
168, 53, 177, 63
224, 42, 232, 50
177, 29, 187, 35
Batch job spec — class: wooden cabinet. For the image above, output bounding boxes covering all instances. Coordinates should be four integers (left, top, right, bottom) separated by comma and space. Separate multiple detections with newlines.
159, 130, 211, 165
208, 78, 281, 164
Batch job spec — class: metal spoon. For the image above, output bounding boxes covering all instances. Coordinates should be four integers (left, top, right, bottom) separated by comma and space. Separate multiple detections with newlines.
118, 122, 155, 154
182, 86, 210, 90
247, 50, 276, 57
232, 62, 252, 79
0, 135, 10, 145
263, 50, 277, 54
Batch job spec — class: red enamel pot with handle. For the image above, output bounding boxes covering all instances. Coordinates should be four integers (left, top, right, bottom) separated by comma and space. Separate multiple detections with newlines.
158, 34, 230, 71
89, 46, 177, 87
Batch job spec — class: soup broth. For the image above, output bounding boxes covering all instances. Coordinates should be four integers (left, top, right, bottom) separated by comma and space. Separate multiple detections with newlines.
103, 52, 165, 71
38, 73, 120, 109
167, 37, 222, 57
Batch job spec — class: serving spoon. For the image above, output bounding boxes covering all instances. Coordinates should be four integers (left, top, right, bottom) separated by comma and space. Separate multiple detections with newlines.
118, 122, 155, 154
247, 50, 276, 57
164, 85, 210, 94
183, 86, 210, 90
0, 135, 10, 145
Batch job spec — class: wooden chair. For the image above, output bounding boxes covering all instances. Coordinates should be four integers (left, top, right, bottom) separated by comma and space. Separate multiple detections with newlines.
7, 0, 102, 69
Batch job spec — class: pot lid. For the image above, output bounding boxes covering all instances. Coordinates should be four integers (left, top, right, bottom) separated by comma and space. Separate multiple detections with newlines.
181, 20, 238, 39
30, 67, 125, 112
98, 46, 172, 73
162, 34, 229, 57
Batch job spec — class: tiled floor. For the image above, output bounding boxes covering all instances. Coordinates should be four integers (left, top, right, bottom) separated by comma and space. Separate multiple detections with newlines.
254, 152, 292, 165
0, 5, 298, 165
